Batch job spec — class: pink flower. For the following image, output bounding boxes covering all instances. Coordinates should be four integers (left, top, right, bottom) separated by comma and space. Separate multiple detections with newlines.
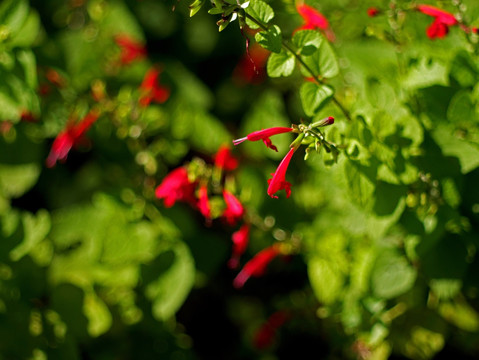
233, 245, 281, 288
228, 224, 250, 269
233, 127, 292, 152
139, 67, 170, 107
155, 167, 197, 208
46, 110, 100, 168
222, 190, 244, 225
253, 310, 290, 349
114, 34, 147, 65
295, 3, 335, 41
214, 145, 238, 171
267, 147, 295, 198
367, 7, 380, 17
417, 5, 457, 39
197, 185, 211, 221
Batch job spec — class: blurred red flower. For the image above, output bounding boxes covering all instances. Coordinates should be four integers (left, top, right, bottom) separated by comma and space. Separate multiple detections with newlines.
222, 190, 245, 225
155, 167, 197, 208
46, 110, 100, 168
139, 67, 170, 107
417, 5, 457, 39
114, 34, 147, 65
233, 244, 281, 288
233, 43, 270, 85
228, 224, 250, 269
214, 145, 238, 171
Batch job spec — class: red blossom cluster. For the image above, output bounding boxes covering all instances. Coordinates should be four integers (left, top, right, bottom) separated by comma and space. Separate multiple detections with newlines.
155, 145, 253, 271
154, 143, 294, 287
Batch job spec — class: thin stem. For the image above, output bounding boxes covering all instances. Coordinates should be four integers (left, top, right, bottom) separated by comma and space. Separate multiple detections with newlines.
244, 12, 352, 121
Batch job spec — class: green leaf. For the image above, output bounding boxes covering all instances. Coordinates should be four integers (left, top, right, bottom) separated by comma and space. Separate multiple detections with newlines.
10, 210, 51, 262
0, 163, 40, 198
255, 25, 282, 53
146, 241, 195, 320
301, 35, 339, 79
370, 249, 417, 299
0, 0, 29, 38
8, 9, 40, 48
433, 124, 479, 174
447, 90, 477, 124
308, 256, 345, 305
450, 50, 478, 88
403, 57, 448, 89
292, 29, 323, 56
189, 0, 205, 17
245, 0, 274, 29
438, 300, 479, 332
300, 82, 333, 116
84, 290, 112, 337
266, 49, 295, 77
16, 49, 37, 89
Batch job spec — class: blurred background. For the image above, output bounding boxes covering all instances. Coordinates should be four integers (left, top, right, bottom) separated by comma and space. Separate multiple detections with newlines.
1, 0, 479, 359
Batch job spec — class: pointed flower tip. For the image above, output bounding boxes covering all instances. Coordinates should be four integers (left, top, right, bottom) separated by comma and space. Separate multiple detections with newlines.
233, 137, 247, 146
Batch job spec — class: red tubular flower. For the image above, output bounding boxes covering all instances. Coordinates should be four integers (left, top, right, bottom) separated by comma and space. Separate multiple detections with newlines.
233, 244, 281, 288
296, 4, 329, 30
214, 145, 238, 171
197, 185, 211, 221
417, 5, 458, 39
46, 110, 100, 168
267, 147, 295, 198
367, 7, 380, 17
233, 43, 270, 85
114, 34, 147, 65
233, 127, 292, 152
253, 310, 290, 349
295, 3, 335, 41
222, 190, 245, 225
155, 167, 197, 208
139, 67, 170, 107
228, 224, 250, 269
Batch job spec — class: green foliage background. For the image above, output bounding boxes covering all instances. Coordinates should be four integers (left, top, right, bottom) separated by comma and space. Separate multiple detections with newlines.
1, 0, 479, 359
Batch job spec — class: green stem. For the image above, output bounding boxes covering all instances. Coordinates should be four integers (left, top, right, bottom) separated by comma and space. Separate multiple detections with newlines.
243, 12, 352, 122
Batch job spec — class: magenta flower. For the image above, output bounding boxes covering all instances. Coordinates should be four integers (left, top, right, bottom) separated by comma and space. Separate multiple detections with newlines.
267, 147, 295, 198
214, 145, 238, 171
233, 127, 292, 152
233, 245, 281, 288
417, 5, 458, 39
222, 190, 245, 225
114, 34, 147, 65
46, 110, 100, 168
139, 67, 170, 107
155, 167, 197, 208
197, 185, 211, 221
228, 224, 250, 269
